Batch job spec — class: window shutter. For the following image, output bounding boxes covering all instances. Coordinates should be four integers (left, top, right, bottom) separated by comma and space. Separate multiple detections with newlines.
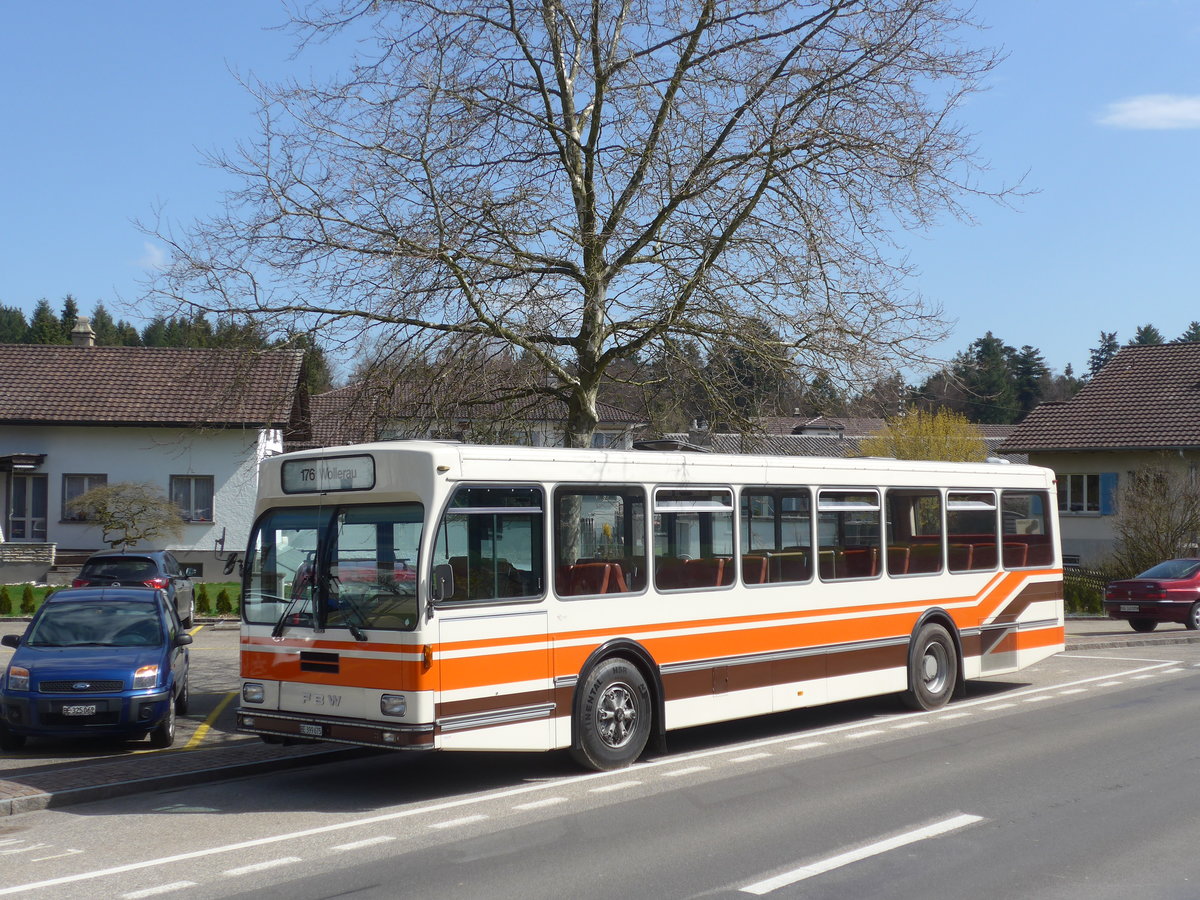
1099, 472, 1119, 515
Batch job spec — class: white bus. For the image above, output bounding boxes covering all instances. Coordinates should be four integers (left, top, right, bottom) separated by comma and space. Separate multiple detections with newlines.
237, 441, 1063, 770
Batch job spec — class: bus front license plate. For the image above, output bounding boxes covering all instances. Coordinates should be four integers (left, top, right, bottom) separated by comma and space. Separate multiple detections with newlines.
299, 724, 324, 737
1120, 605, 1139, 612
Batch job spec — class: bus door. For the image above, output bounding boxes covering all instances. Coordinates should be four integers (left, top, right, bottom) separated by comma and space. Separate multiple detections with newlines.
431, 486, 553, 750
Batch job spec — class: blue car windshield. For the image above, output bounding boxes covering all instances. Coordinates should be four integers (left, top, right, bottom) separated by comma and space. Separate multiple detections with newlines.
27, 602, 163, 647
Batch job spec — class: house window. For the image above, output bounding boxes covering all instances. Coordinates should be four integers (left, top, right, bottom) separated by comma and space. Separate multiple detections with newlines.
62, 474, 107, 521
171, 475, 215, 523
1058, 473, 1098, 513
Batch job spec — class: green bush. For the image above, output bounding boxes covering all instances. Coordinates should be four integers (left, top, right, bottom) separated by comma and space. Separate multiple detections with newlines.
215, 588, 233, 617
19, 584, 36, 616
196, 584, 212, 616
0, 586, 11, 616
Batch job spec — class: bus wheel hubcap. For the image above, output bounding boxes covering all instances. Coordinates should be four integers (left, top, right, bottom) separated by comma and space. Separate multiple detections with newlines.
598, 682, 637, 748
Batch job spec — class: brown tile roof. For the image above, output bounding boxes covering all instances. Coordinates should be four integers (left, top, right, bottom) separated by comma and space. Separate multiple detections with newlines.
1002, 342, 1200, 452
1, 344, 305, 427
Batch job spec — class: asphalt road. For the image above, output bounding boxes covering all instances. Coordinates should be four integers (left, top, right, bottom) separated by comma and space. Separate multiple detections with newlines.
0, 636, 1198, 899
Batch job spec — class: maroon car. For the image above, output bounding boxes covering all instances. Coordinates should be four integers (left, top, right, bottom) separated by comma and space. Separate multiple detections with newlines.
1104, 559, 1200, 632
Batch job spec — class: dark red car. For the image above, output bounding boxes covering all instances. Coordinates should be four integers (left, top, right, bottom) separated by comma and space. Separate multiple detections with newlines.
1104, 559, 1200, 632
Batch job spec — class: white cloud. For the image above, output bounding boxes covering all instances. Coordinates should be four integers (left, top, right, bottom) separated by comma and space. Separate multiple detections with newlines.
1097, 94, 1200, 129
137, 241, 168, 270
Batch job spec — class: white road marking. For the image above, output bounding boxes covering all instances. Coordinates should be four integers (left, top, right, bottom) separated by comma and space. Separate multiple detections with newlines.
892, 720, 928, 729
846, 730, 885, 739
983, 703, 1015, 710
731, 752, 772, 763
331, 836, 397, 852
936, 712, 970, 720
222, 858, 302, 877
663, 766, 709, 777
31, 850, 83, 862
121, 882, 197, 899
589, 780, 642, 793
740, 813, 984, 895
429, 815, 488, 830
1023, 695, 1052, 703
513, 797, 568, 811
786, 741, 827, 750
1057, 688, 1087, 695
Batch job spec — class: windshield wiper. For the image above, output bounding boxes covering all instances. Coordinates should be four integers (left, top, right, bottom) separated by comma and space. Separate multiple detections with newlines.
335, 594, 370, 642
271, 593, 304, 638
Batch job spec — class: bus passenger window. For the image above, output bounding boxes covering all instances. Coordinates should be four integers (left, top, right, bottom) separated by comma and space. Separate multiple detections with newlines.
817, 490, 881, 580
431, 486, 544, 602
884, 489, 943, 576
1001, 490, 1053, 567
947, 491, 998, 573
554, 487, 646, 596
740, 488, 813, 584
653, 488, 734, 590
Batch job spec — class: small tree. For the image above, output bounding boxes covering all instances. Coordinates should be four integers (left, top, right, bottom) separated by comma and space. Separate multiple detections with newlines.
196, 584, 212, 617
858, 407, 988, 462
215, 588, 233, 617
19, 585, 36, 616
66, 482, 184, 549
1110, 460, 1200, 576
0, 586, 12, 616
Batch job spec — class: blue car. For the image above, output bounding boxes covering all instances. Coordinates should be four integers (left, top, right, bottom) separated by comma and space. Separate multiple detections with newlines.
0, 587, 191, 752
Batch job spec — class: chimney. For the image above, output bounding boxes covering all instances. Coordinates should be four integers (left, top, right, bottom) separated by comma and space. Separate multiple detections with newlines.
71, 316, 96, 347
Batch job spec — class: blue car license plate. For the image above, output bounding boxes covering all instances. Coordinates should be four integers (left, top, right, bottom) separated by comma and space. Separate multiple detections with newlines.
61, 704, 97, 716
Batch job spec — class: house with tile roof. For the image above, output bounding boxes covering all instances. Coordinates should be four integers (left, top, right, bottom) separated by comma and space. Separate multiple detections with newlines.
303, 380, 645, 450
0, 320, 305, 581
1001, 342, 1200, 565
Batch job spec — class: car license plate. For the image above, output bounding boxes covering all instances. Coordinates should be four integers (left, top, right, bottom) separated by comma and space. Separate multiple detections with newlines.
1120, 605, 1139, 612
61, 704, 97, 716
299, 723, 324, 737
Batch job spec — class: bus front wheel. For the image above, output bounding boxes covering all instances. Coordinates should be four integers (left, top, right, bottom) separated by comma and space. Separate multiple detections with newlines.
901, 622, 957, 711
571, 658, 652, 771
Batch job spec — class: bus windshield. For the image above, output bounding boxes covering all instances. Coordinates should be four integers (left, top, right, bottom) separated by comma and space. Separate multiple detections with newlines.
243, 503, 424, 633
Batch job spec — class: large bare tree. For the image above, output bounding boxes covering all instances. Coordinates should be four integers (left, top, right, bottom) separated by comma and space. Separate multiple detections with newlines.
148, 0, 1008, 446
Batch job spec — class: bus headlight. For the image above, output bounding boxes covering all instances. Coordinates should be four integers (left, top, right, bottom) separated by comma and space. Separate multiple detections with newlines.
242, 683, 266, 704
380, 694, 407, 717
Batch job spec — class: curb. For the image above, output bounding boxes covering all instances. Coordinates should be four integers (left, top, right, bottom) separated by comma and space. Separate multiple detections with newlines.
0, 742, 373, 817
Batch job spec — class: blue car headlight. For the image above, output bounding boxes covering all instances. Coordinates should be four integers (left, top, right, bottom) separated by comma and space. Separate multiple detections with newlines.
6, 666, 29, 692
133, 665, 160, 690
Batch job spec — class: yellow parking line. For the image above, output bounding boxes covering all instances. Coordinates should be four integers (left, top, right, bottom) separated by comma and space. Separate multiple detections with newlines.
183, 690, 237, 751
188, 624, 205, 636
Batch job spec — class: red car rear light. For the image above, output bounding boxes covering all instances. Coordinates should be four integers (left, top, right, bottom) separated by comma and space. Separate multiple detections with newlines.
143, 576, 170, 590
72, 578, 87, 587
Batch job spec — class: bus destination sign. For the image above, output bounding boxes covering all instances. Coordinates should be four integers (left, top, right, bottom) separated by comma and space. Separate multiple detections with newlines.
282, 455, 376, 494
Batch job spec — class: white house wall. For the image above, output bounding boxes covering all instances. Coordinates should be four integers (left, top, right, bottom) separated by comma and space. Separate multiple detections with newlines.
1, 424, 270, 561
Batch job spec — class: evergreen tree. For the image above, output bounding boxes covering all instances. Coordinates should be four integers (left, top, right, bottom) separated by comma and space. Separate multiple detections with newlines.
27, 299, 67, 344
19, 585, 36, 616
1176, 321, 1200, 343
114, 319, 142, 346
953, 332, 1019, 424
0, 585, 11, 616
0, 305, 28, 343
1010, 345, 1049, 420
59, 295, 80, 340
141, 316, 168, 347
1088, 331, 1120, 378
1132, 323, 1164, 345
90, 302, 119, 345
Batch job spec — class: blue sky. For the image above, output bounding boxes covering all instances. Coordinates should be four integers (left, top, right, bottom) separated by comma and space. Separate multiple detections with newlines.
2, 1, 1197, 379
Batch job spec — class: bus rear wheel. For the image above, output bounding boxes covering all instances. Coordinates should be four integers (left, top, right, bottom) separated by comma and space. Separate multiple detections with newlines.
571, 658, 652, 771
901, 622, 957, 711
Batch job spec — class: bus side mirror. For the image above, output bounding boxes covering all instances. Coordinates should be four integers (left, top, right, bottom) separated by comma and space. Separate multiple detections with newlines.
432, 563, 454, 602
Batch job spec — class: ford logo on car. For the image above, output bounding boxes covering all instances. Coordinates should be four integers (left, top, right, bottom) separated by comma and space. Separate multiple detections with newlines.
73, 683, 92, 691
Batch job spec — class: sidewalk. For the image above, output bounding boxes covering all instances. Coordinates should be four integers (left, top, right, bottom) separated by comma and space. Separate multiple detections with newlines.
3, 618, 1198, 816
